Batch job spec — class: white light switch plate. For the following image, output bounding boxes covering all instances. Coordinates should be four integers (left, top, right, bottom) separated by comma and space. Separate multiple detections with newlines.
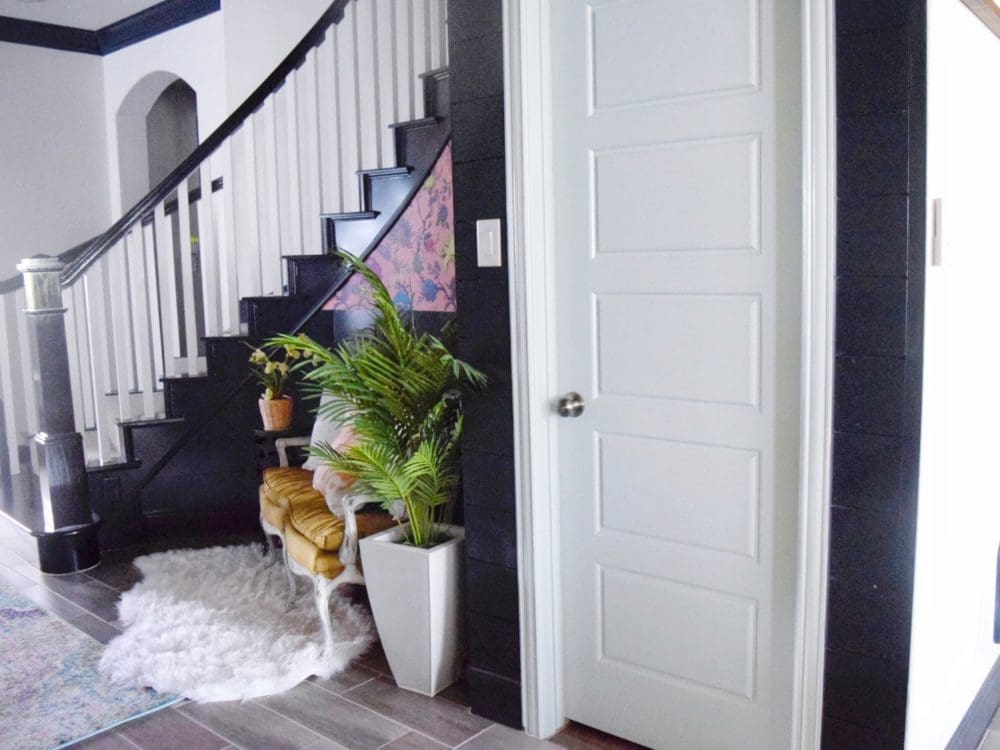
476, 218, 502, 267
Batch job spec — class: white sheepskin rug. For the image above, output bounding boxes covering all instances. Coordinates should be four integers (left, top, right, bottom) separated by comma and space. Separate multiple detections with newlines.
98, 544, 375, 702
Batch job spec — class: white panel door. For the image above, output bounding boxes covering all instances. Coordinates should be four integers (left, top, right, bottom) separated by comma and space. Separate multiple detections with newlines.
550, 2, 803, 748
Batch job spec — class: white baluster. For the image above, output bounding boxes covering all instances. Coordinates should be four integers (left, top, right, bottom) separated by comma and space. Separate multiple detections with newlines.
82, 268, 118, 462
0, 299, 22, 473
336, 12, 362, 207
176, 180, 201, 374
356, 0, 380, 169
142, 220, 165, 391
376, 0, 399, 164
395, 1, 415, 122
63, 283, 87, 435
198, 164, 221, 338
107, 243, 135, 431
127, 228, 157, 418
260, 100, 284, 295
281, 71, 306, 252
216, 147, 241, 333
413, 0, 431, 100
317, 30, 344, 217
154, 201, 181, 372
13, 289, 39, 442
232, 125, 263, 300
71, 283, 96, 431
297, 50, 324, 248
430, 0, 446, 69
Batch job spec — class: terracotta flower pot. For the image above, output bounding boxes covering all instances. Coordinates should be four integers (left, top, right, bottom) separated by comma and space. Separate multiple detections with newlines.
259, 396, 293, 431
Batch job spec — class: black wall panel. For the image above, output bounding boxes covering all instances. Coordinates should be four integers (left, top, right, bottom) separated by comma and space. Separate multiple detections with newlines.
824, 1, 927, 747
448, 0, 523, 728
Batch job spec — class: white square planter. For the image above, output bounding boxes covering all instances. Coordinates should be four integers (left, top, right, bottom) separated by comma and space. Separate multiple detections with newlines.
359, 523, 465, 696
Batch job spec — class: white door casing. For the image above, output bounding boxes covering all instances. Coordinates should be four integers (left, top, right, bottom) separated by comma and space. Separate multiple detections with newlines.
505, 0, 836, 748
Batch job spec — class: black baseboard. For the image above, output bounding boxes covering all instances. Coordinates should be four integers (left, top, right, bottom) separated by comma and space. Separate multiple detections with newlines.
946, 655, 1000, 750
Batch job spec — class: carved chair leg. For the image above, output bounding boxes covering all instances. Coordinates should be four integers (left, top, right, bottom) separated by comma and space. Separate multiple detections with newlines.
263, 533, 279, 568
282, 545, 298, 610
312, 574, 338, 657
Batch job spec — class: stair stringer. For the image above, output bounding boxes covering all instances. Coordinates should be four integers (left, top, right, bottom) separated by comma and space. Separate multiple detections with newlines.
87, 69, 453, 550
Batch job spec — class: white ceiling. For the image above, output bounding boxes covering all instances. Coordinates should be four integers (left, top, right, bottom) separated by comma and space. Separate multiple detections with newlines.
0, 0, 164, 31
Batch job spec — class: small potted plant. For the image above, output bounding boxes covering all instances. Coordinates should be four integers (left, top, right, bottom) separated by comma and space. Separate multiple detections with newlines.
248, 343, 299, 431
268, 252, 484, 695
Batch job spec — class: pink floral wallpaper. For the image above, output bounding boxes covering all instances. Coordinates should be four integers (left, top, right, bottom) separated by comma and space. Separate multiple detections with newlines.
325, 143, 455, 312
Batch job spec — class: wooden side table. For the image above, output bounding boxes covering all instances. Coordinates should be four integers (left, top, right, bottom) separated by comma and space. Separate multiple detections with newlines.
253, 428, 301, 474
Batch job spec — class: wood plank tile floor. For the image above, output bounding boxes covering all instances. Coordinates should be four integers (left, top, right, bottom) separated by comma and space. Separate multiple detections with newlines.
0, 517, 645, 750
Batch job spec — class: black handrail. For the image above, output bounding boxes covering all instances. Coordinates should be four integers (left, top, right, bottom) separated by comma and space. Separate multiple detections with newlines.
50, 0, 351, 288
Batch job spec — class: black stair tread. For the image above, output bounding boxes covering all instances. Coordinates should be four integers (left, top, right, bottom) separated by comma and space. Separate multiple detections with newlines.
86, 457, 143, 472
319, 210, 379, 221
388, 116, 439, 130
240, 294, 295, 304
202, 334, 249, 342
282, 253, 342, 262
117, 414, 186, 427
357, 166, 412, 177
160, 372, 211, 383
419, 66, 449, 80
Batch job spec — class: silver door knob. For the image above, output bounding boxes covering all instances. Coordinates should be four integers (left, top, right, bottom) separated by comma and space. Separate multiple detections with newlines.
558, 392, 585, 418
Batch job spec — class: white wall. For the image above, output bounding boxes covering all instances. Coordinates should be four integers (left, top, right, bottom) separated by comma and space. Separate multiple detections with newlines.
906, 2, 1000, 747
101, 12, 227, 217
222, 0, 330, 109
0, 44, 112, 276
0, 2, 335, 275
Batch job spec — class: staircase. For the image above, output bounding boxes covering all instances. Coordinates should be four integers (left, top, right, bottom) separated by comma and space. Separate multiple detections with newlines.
0, 0, 452, 564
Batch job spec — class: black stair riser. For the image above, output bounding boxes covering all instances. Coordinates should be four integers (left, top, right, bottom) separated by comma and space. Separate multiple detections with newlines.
285, 255, 345, 297
360, 171, 412, 216
392, 118, 442, 168
421, 67, 450, 119
204, 337, 254, 379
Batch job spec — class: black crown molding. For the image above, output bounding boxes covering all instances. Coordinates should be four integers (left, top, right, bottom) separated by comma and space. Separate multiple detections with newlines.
0, 0, 220, 57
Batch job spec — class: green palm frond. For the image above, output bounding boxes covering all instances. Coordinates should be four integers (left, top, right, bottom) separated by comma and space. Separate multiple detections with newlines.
265, 251, 486, 547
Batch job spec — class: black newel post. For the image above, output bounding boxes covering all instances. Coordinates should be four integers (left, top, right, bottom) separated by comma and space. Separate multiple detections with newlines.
17, 258, 100, 573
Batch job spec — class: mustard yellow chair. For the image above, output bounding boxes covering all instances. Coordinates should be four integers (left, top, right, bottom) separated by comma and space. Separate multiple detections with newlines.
259, 438, 395, 655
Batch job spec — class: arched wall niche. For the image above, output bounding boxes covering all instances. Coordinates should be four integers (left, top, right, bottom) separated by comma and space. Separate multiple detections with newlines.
115, 71, 199, 211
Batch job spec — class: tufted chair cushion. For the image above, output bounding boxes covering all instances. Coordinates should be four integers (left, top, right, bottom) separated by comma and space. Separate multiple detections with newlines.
259, 465, 396, 579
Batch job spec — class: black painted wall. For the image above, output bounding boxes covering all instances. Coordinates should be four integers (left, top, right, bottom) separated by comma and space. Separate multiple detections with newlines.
823, 1, 927, 748
448, 0, 522, 729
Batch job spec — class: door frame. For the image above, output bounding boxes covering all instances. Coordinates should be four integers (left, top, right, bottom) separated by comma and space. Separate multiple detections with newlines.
502, 0, 837, 746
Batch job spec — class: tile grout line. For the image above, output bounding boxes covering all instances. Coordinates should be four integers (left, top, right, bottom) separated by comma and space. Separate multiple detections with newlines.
109, 729, 143, 750
252, 695, 377, 747
453, 724, 495, 749
177, 704, 286, 750
335, 685, 487, 750
159, 705, 239, 747
300, 683, 415, 737
310, 673, 379, 696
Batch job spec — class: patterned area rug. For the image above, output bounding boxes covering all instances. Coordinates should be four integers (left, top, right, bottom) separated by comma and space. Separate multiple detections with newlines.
99, 544, 374, 702
0, 584, 177, 750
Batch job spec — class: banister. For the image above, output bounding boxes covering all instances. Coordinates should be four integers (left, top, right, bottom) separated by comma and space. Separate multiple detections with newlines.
134, 132, 451, 494
52, 0, 352, 287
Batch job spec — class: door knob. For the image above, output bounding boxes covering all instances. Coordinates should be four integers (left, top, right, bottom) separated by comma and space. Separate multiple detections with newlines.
558, 392, 585, 418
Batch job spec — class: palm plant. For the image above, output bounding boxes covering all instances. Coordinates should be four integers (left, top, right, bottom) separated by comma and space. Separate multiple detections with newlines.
267, 251, 485, 548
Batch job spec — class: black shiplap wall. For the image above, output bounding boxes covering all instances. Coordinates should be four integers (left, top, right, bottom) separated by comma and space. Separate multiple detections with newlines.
448, 0, 523, 728
823, 2, 926, 748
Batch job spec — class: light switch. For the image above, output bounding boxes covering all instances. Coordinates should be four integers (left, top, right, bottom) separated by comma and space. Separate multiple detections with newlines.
476, 218, 502, 268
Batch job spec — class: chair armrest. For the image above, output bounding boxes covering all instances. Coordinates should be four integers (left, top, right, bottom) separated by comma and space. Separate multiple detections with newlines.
274, 436, 311, 467
333, 493, 373, 568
